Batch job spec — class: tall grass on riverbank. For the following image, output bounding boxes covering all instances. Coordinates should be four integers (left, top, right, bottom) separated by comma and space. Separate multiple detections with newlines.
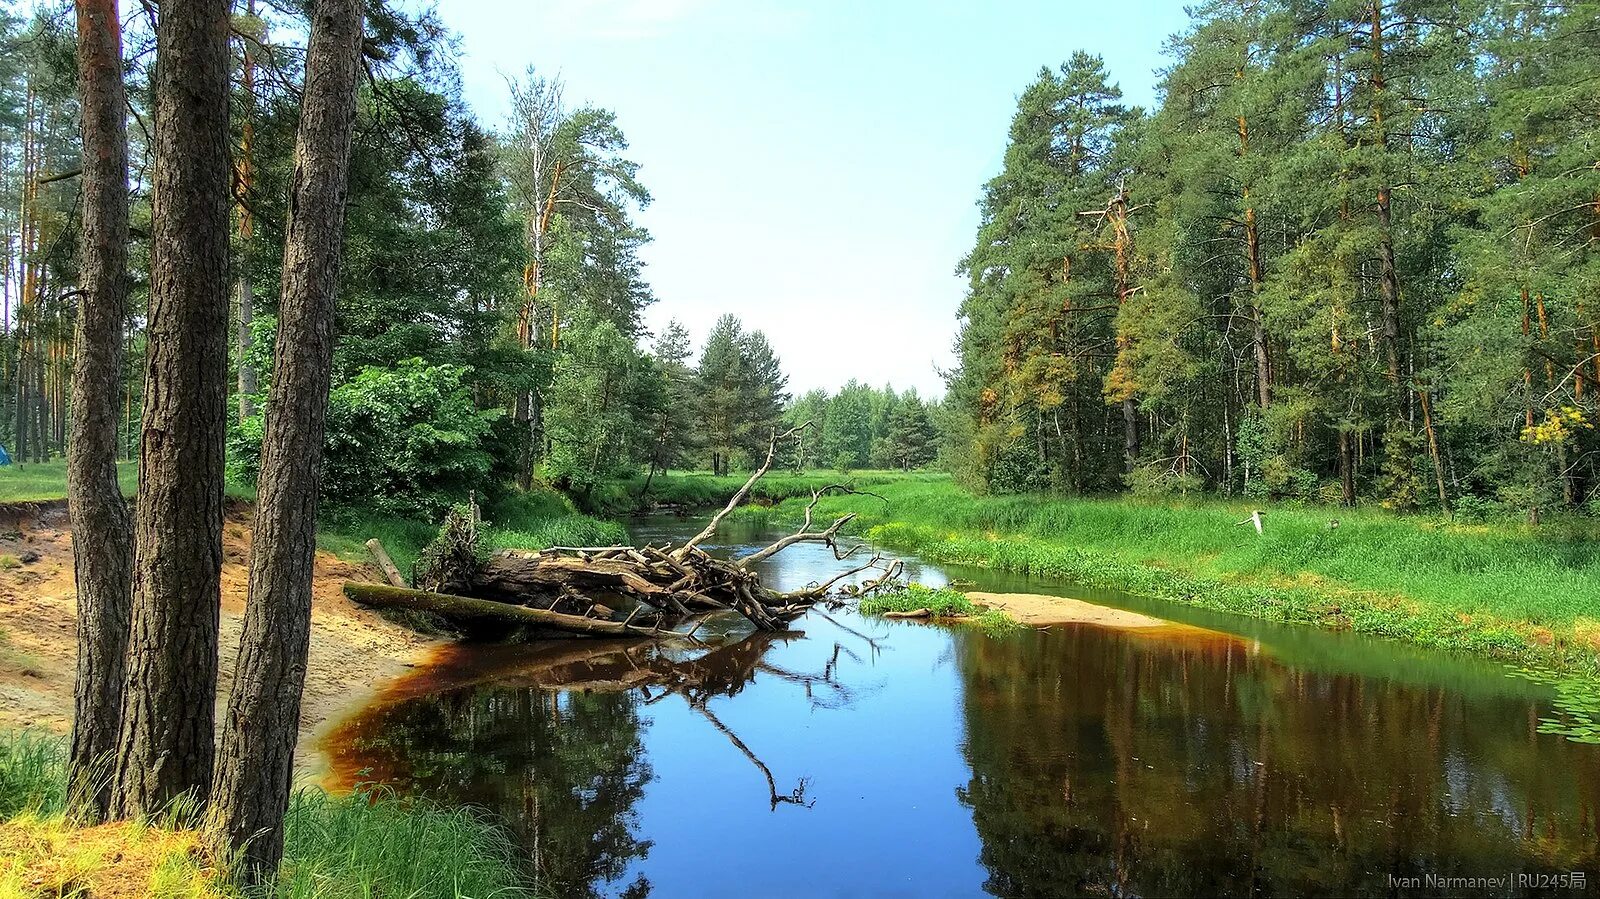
774, 477, 1600, 678
584, 469, 946, 515
859, 584, 1021, 631
276, 787, 530, 898
0, 731, 64, 818
0, 732, 534, 898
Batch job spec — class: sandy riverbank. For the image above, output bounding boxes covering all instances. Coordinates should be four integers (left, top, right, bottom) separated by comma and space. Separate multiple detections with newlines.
966, 590, 1243, 646
0, 501, 437, 774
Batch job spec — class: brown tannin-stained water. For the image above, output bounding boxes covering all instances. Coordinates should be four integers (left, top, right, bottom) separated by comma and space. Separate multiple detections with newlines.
323, 516, 1600, 898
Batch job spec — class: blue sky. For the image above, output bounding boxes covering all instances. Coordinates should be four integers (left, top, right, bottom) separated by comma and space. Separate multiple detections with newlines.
439, 0, 1193, 397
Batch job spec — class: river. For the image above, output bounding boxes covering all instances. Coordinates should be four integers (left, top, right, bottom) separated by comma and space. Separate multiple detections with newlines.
323, 515, 1600, 898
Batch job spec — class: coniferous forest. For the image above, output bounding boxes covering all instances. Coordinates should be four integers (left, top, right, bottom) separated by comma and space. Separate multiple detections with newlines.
946, 1, 1599, 520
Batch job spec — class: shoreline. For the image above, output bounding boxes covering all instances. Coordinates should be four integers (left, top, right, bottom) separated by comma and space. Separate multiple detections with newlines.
877, 518, 1600, 681
741, 479, 1600, 685
0, 501, 438, 775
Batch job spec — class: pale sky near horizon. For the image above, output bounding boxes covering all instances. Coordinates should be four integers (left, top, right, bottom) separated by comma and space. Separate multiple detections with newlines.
438, 0, 1193, 398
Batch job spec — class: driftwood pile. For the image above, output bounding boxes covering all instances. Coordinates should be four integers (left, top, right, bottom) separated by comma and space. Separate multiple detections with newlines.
343, 425, 901, 640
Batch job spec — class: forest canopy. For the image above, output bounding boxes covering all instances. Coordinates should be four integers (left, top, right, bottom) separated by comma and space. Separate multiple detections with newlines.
0, 0, 940, 518
944, 0, 1600, 520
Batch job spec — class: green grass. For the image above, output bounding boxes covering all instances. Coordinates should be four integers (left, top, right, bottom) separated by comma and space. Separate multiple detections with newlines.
0, 731, 535, 898
0, 731, 65, 818
0, 460, 258, 505
481, 490, 627, 554
770, 476, 1600, 679
859, 583, 1021, 631
586, 468, 945, 515
0, 460, 137, 504
277, 787, 532, 899
316, 510, 442, 577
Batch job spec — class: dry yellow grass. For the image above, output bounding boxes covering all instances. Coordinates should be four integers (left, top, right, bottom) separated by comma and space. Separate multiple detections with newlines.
0, 815, 229, 899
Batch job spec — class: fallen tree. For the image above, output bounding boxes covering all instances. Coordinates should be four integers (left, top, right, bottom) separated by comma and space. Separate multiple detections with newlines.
346, 424, 902, 640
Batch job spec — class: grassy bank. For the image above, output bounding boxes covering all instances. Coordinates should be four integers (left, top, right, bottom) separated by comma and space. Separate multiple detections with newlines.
584, 469, 946, 515
0, 731, 533, 898
0, 460, 622, 582
0, 461, 256, 506
859, 583, 1019, 631
761, 476, 1600, 680
0, 461, 137, 505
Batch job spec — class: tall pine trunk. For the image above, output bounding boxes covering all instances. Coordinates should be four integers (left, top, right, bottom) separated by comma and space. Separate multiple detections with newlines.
66, 0, 133, 822
1369, 3, 1403, 416
113, 0, 231, 818
210, 0, 364, 881
235, 0, 258, 421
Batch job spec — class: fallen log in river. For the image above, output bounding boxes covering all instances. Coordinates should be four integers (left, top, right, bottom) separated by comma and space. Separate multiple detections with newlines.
341, 582, 688, 638
345, 424, 902, 640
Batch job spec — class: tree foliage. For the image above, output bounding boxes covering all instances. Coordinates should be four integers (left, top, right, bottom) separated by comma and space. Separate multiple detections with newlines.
946, 1, 1600, 517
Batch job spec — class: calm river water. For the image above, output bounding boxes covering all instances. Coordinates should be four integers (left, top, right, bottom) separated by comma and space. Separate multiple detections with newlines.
324, 516, 1600, 898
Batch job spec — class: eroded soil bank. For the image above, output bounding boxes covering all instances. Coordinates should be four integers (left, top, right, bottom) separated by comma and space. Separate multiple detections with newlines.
0, 501, 436, 773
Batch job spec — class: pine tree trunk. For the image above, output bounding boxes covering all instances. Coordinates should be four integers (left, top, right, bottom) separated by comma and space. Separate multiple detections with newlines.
13, 356, 26, 464
32, 357, 45, 462
1122, 397, 1138, 474
113, 0, 231, 819
210, 0, 363, 880
235, 0, 257, 422
236, 273, 254, 417
1370, 4, 1403, 417
514, 391, 531, 490
1239, 120, 1271, 410
66, 0, 134, 824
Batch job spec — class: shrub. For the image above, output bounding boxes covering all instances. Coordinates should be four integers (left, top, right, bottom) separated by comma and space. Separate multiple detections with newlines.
231, 359, 502, 517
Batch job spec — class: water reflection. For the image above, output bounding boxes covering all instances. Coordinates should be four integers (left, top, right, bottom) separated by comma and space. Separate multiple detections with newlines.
329, 643, 656, 898
326, 628, 847, 896
326, 518, 1600, 898
958, 624, 1600, 897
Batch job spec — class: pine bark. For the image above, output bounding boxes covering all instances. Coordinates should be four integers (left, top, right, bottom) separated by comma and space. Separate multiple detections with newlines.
210, 0, 364, 880
66, 0, 134, 823
113, 0, 231, 818
235, 0, 257, 421
1369, 4, 1403, 412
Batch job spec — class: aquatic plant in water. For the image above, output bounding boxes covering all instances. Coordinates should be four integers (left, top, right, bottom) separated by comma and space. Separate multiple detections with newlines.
1510, 666, 1600, 744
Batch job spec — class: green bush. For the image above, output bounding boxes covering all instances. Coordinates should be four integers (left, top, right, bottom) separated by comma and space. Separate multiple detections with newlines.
231, 359, 503, 517
985, 442, 1049, 495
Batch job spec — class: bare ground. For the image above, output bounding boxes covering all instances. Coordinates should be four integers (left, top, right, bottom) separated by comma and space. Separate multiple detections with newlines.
968, 590, 1243, 645
0, 501, 438, 775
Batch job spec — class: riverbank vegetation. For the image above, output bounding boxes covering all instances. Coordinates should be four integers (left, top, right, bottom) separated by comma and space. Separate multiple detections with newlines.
773, 477, 1600, 677
859, 584, 1020, 631
0, 732, 533, 898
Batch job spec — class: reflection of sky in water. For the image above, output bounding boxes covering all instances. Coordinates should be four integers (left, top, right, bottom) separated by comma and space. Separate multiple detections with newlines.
331, 515, 1600, 898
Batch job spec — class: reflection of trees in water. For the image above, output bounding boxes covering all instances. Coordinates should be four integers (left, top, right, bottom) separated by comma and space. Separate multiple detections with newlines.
340, 670, 653, 897
956, 626, 1600, 897
635, 630, 863, 807
333, 629, 850, 896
